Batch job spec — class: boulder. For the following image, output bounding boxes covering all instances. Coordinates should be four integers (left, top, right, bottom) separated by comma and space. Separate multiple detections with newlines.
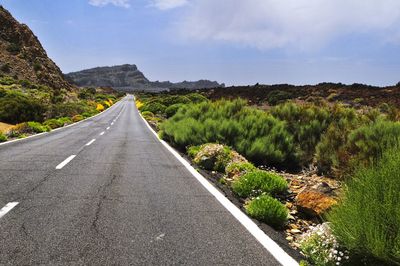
193, 144, 226, 171
295, 184, 337, 217
193, 143, 247, 173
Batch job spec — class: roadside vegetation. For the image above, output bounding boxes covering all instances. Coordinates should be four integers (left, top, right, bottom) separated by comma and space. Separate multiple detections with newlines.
136, 91, 400, 265
0, 75, 124, 141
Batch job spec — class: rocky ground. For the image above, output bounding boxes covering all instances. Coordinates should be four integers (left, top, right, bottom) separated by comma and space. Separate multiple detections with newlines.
279, 171, 341, 249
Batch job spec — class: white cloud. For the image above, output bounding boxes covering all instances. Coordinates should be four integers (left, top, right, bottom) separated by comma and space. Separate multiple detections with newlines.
150, 0, 188, 10
89, 0, 130, 8
175, 0, 400, 50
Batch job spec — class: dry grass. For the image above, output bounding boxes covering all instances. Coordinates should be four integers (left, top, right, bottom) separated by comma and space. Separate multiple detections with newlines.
0, 122, 14, 133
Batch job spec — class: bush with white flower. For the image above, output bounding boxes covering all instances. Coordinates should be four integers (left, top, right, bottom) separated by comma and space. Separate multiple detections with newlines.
299, 223, 349, 266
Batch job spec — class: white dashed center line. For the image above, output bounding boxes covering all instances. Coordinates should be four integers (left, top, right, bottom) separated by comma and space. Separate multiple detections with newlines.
0, 202, 19, 219
56, 155, 76, 170
85, 139, 96, 146
106, 127, 110, 130
100, 131, 105, 136
111, 122, 114, 125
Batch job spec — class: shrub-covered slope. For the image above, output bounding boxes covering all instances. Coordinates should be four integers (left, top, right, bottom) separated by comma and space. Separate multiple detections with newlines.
0, 76, 124, 141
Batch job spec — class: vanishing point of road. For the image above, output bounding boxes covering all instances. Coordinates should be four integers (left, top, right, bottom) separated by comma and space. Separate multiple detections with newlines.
0, 96, 295, 265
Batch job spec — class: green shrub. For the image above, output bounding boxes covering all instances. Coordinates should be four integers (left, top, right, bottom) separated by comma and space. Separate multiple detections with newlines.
245, 195, 288, 228
72, 115, 84, 122
81, 110, 98, 118
299, 261, 310, 266
159, 95, 191, 106
328, 147, 400, 264
232, 170, 287, 198
315, 104, 366, 177
8, 122, 49, 137
157, 130, 164, 139
345, 120, 400, 171
0, 63, 10, 73
271, 102, 331, 166
33, 62, 42, 72
18, 79, 34, 88
44, 117, 74, 129
141, 101, 167, 114
0, 76, 15, 85
0, 93, 47, 123
225, 162, 256, 176
0, 88, 6, 98
161, 99, 295, 168
142, 111, 155, 119
162, 116, 206, 146
95, 94, 110, 102
51, 94, 64, 104
27, 122, 50, 133
187, 145, 201, 158
267, 90, 292, 105
186, 93, 208, 103
78, 88, 96, 100
6, 43, 21, 54
43, 119, 63, 129
0, 132, 7, 142
50, 102, 92, 118
165, 103, 184, 118
57, 117, 72, 126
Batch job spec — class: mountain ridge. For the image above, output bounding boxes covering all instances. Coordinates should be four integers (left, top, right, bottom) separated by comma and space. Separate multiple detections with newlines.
66, 64, 224, 91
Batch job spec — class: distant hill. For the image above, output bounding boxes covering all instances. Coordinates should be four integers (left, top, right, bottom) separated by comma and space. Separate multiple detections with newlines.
65, 64, 224, 91
0, 6, 72, 90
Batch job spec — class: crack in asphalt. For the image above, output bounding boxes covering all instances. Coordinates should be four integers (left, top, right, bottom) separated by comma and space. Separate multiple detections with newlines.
20, 222, 39, 250
90, 133, 127, 245
19, 172, 55, 202
91, 173, 119, 245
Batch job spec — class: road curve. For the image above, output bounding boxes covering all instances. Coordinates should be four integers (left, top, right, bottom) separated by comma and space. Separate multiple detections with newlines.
0, 96, 283, 265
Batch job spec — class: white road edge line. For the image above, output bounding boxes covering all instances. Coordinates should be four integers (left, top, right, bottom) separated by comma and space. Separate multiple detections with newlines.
106, 127, 110, 130
85, 139, 96, 146
100, 131, 105, 136
56, 155, 76, 170
0, 202, 19, 219
138, 109, 299, 266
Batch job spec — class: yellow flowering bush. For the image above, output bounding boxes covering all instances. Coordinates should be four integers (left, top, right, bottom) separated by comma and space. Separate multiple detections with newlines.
135, 100, 144, 110
96, 103, 105, 112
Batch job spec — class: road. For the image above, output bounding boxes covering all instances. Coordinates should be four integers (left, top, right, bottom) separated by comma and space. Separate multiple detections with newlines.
0, 95, 288, 265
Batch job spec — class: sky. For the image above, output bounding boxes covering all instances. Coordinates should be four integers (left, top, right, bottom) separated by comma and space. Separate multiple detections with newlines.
1, 0, 400, 86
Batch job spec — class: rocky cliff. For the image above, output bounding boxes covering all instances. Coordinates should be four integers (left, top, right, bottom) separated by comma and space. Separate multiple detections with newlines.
0, 6, 72, 90
66, 64, 149, 89
66, 64, 224, 91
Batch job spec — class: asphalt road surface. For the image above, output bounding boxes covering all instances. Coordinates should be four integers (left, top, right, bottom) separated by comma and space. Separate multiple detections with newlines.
0, 96, 286, 265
